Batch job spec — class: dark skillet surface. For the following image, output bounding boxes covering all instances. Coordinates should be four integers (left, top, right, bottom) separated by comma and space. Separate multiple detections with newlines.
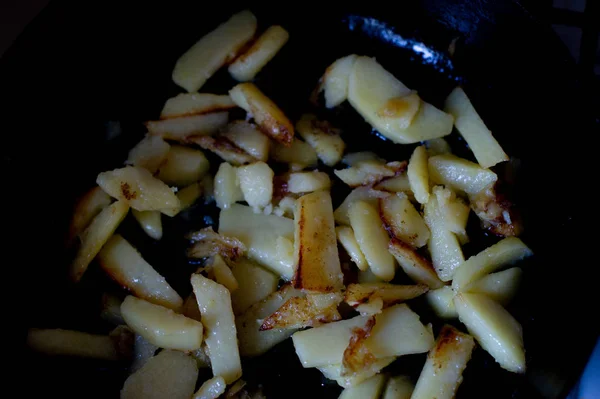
2, 1, 598, 398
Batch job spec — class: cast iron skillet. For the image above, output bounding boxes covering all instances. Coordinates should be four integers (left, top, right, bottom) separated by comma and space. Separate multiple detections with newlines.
3, 0, 598, 398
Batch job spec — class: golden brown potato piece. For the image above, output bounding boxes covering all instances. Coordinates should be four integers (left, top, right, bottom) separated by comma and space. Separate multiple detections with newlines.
172, 10, 257, 92
379, 193, 430, 248
469, 184, 522, 237
229, 25, 290, 81
334, 186, 389, 226
260, 292, 342, 330
98, 234, 182, 310
27, 329, 118, 360
96, 166, 180, 214
293, 191, 344, 292
341, 316, 378, 375
344, 283, 429, 310
388, 238, 444, 289
146, 112, 229, 141
157, 145, 210, 187
229, 83, 294, 145
125, 135, 171, 174
68, 186, 112, 244
296, 114, 345, 166
411, 325, 475, 399
407, 145, 430, 204
160, 93, 236, 119
429, 154, 497, 195
335, 161, 406, 188
287, 171, 331, 194
190, 135, 257, 166
319, 55, 358, 108
70, 200, 129, 282
187, 226, 246, 261
336, 226, 368, 271
220, 121, 270, 162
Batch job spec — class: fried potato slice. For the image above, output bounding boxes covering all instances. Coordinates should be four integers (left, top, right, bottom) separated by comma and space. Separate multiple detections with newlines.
380, 192, 430, 248
319, 55, 358, 108
344, 283, 429, 310
296, 114, 345, 166
191, 135, 257, 166
335, 160, 406, 188
192, 376, 227, 399
68, 186, 113, 244
388, 238, 444, 289
220, 121, 270, 162
270, 138, 318, 170
132, 210, 162, 240
336, 226, 368, 271
157, 145, 210, 187
146, 112, 229, 141
260, 292, 342, 330
429, 154, 497, 195
125, 135, 171, 174
161, 93, 236, 119
334, 186, 389, 226
230, 257, 279, 315
407, 145, 430, 204
187, 226, 246, 261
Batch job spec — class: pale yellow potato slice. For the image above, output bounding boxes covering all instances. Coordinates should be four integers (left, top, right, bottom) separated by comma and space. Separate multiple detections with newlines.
98, 235, 182, 309
260, 292, 342, 330
336, 226, 368, 271
425, 137, 451, 156
27, 329, 118, 360
190, 135, 257, 166
429, 154, 497, 195
444, 87, 508, 168
338, 374, 387, 399
293, 191, 343, 291
212, 254, 239, 292
97, 166, 180, 213
296, 114, 345, 166
121, 350, 198, 399
121, 296, 203, 351
172, 10, 257, 92
191, 274, 242, 384
364, 304, 434, 358
146, 112, 229, 141
334, 160, 404, 187
220, 121, 270, 162
321, 54, 358, 108
70, 200, 129, 282
229, 82, 294, 145
270, 138, 318, 170
214, 162, 244, 209
101, 293, 125, 325
157, 145, 209, 187
411, 325, 475, 399
293, 304, 432, 367
342, 151, 384, 166
230, 257, 279, 315
130, 334, 158, 373
160, 93, 236, 119
358, 269, 384, 284
382, 376, 414, 399
318, 358, 395, 388
425, 286, 457, 319
388, 238, 444, 289
464, 267, 522, 305
287, 171, 331, 193
424, 191, 464, 282
192, 376, 226, 399
380, 192, 430, 248
433, 186, 470, 243
132, 210, 162, 240
347, 56, 453, 143
68, 186, 113, 244
374, 173, 412, 196
237, 161, 274, 208
175, 182, 202, 211
219, 204, 295, 279
349, 201, 396, 281
125, 135, 171, 174
229, 25, 290, 81
407, 145, 430, 204
452, 236, 532, 291
344, 283, 429, 309
454, 293, 525, 373
236, 284, 302, 357
334, 186, 389, 226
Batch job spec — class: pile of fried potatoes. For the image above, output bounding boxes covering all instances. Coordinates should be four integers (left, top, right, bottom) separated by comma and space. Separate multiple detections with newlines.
27, 9, 534, 399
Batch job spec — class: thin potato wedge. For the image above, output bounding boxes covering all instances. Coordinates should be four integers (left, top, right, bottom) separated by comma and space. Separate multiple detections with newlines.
229, 25, 290, 81
98, 235, 182, 310
336, 226, 368, 271
191, 274, 242, 383
425, 286, 457, 319
429, 154, 497, 195
229, 82, 294, 145
320, 54, 358, 108
349, 201, 396, 281
175, 182, 202, 211
388, 238, 444, 289
407, 145, 430, 204
334, 186, 390, 226
231, 257, 279, 315
121, 296, 203, 351
132, 210, 162, 240
452, 236, 532, 291
70, 200, 129, 282
296, 114, 345, 166
464, 267, 522, 305
338, 374, 387, 399
260, 292, 342, 330
220, 121, 270, 162
318, 358, 394, 388
433, 186, 470, 242
293, 191, 344, 291
342, 151, 384, 166
187, 226, 246, 260
411, 325, 475, 399
214, 162, 244, 209
125, 135, 171, 174
444, 87, 508, 168
344, 283, 429, 309
191, 135, 257, 166
287, 171, 331, 194
335, 161, 405, 188
27, 329, 118, 360
270, 138, 318, 170
212, 254, 239, 292
97, 166, 180, 213
172, 10, 257, 92
68, 186, 113, 244
380, 192, 430, 248
193, 376, 227, 399
146, 112, 229, 141
161, 93, 236, 119
121, 350, 198, 399
374, 173, 412, 195
157, 145, 210, 187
